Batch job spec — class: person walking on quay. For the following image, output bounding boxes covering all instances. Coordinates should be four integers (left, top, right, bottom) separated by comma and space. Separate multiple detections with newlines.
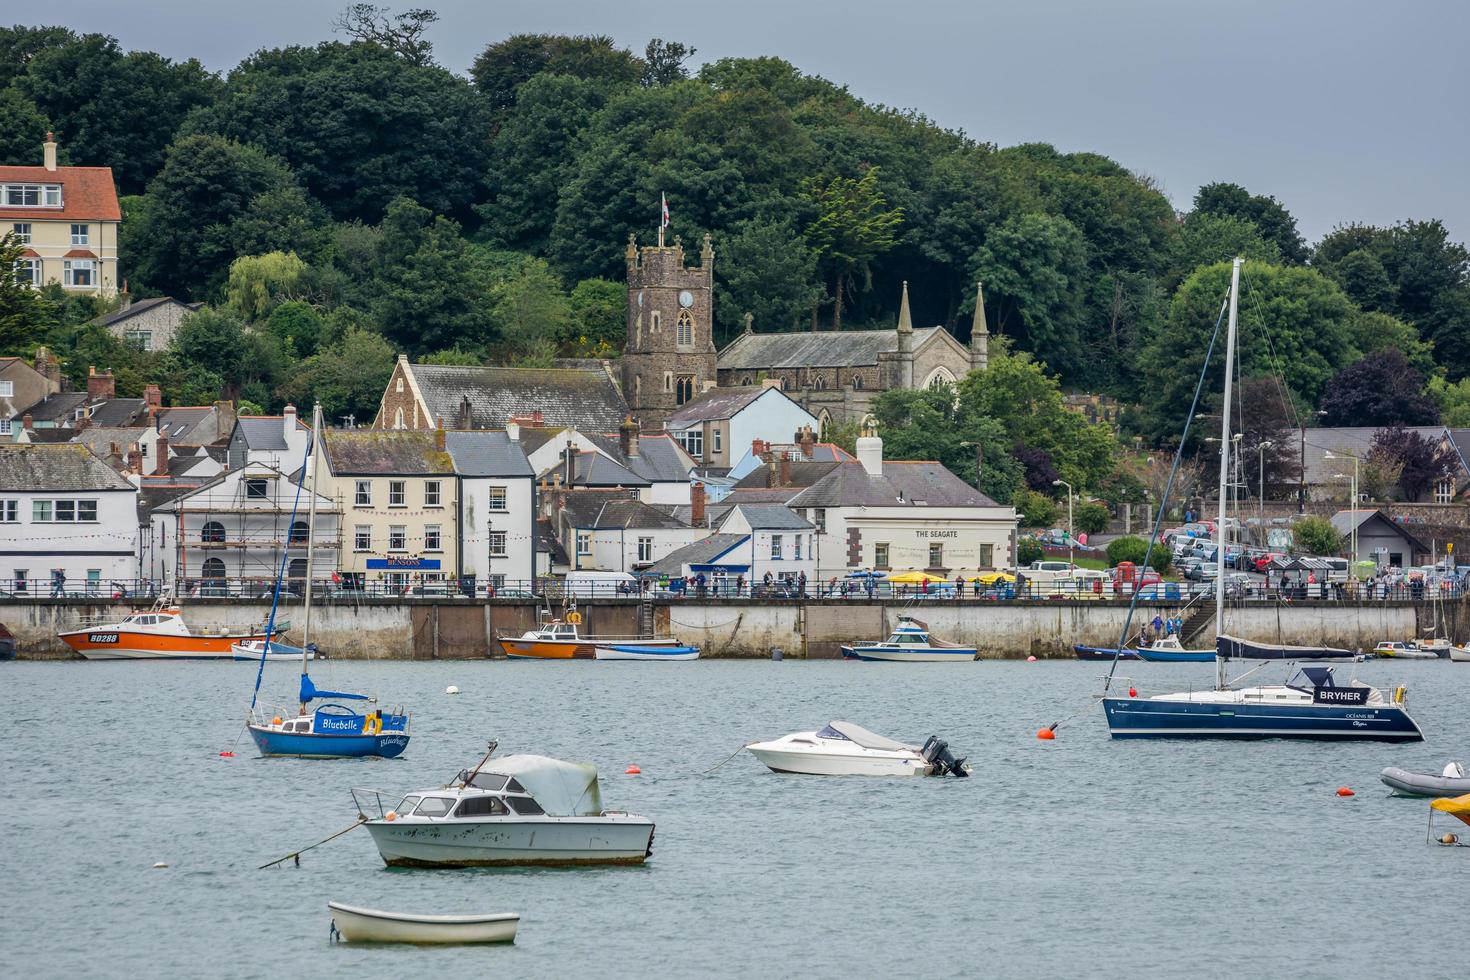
1151, 614, 1164, 637
51, 568, 66, 598
736, 573, 745, 597
797, 571, 807, 596
695, 572, 707, 598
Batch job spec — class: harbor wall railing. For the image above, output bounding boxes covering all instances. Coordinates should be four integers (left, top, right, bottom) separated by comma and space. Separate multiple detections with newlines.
2, 596, 1429, 660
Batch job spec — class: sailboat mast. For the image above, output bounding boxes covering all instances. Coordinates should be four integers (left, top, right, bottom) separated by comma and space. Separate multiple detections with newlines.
300, 403, 322, 673
1216, 257, 1242, 690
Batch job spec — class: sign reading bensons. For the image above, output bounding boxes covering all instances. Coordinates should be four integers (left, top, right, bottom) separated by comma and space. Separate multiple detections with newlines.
365, 558, 441, 570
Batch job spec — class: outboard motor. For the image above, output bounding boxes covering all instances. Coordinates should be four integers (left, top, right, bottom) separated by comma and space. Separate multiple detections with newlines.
920, 736, 969, 777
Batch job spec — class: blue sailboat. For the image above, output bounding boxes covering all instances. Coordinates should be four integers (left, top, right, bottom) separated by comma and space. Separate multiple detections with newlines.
1099, 259, 1423, 742
244, 403, 411, 758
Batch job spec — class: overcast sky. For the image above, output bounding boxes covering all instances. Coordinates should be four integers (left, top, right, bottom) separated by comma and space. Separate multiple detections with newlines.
47, 0, 1469, 245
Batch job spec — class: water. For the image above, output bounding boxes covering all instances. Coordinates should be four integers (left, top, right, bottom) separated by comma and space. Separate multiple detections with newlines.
4, 657, 1465, 979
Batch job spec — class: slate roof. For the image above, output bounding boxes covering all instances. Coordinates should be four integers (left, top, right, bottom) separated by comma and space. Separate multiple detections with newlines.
69, 426, 149, 457
1329, 509, 1429, 553
722, 502, 814, 531
445, 431, 533, 477
535, 518, 569, 565
88, 398, 146, 427
583, 432, 693, 483
578, 498, 689, 530
90, 297, 200, 327
0, 164, 120, 222
787, 461, 1001, 509
541, 451, 650, 488
154, 407, 220, 446
325, 430, 454, 475
0, 444, 134, 491
644, 534, 749, 575
233, 415, 309, 451
664, 386, 767, 425
717, 327, 946, 370
732, 460, 841, 490
1302, 427, 1449, 486
137, 482, 197, 521
721, 487, 802, 504
663, 502, 735, 527
410, 363, 628, 431
21, 391, 88, 423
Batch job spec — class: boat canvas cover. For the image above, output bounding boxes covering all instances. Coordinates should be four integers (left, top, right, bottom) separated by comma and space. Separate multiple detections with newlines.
484, 754, 603, 816
1216, 635, 1351, 661
1431, 793, 1470, 827
821, 721, 917, 752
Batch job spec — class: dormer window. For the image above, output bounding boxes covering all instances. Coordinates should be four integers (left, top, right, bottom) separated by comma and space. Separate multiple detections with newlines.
2, 184, 61, 207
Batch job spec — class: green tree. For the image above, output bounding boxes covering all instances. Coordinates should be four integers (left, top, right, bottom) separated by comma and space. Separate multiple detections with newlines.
642, 39, 697, 86
1344, 310, 1435, 377
567, 278, 626, 356
1292, 516, 1342, 557
0, 231, 48, 353
1320, 349, 1438, 427
868, 385, 1023, 503
715, 218, 823, 339
1193, 182, 1307, 264
276, 327, 395, 423
332, 4, 440, 66
171, 307, 251, 388
1105, 535, 1169, 571
1012, 488, 1058, 528
1166, 211, 1281, 291
122, 134, 326, 297
1016, 538, 1044, 565
1429, 375, 1470, 426
264, 300, 325, 357
470, 34, 641, 116
225, 251, 309, 320
490, 256, 572, 360
0, 87, 52, 166
369, 197, 494, 355
802, 167, 903, 329
971, 212, 1091, 378
16, 33, 218, 192
1074, 500, 1111, 535
0, 25, 76, 83
188, 42, 491, 223
1324, 248, 1396, 312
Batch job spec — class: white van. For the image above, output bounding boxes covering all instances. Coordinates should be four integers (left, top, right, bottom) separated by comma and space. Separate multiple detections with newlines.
563, 571, 637, 597
1318, 557, 1349, 584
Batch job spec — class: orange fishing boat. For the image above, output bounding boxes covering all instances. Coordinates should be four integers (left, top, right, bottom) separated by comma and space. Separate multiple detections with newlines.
494, 611, 682, 660
59, 606, 282, 660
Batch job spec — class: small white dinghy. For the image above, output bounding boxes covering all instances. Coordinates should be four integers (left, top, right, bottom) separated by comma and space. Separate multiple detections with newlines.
746, 721, 970, 777
328, 902, 519, 944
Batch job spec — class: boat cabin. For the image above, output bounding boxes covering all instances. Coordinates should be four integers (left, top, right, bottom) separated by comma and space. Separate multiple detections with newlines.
396, 776, 548, 820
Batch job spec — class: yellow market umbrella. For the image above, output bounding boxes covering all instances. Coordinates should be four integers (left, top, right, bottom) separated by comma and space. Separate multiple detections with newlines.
971, 571, 1017, 585
886, 571, 945, 585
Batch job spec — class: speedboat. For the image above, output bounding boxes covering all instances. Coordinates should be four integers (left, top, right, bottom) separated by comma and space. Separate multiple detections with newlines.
328, 903, 519, 944
59, 606, 281, 660
1450, 646, 1470, 663
595, 643, 699, 661
232, 639, 315, 662
746, 721, 970, 776
496, 617, 684, 660
1374, 641, 1438, 660
1381, 762, 1470, 798
1413, 637, 1452, 657
354, 749, 654, 867
1132, 635, 1214, 663
841, 617, 977, 661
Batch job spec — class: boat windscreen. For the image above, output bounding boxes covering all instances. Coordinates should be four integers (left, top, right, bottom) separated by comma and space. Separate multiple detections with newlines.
824, 721, 916, 751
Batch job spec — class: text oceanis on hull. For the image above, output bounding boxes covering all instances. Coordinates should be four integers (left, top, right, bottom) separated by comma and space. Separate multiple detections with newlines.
59, 607, 281, 660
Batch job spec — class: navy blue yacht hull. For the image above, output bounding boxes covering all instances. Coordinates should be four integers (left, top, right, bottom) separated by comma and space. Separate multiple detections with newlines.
1102, 696, 1423, 741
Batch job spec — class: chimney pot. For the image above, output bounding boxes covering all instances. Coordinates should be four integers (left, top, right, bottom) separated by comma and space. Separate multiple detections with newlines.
507, 420, 520, 442
154, 433, 169, 477
619, 416, 640, 458
22, 413, 33, 432
691, 482, 707, 526
282, 404, 297, 441
43, 132, 57, 171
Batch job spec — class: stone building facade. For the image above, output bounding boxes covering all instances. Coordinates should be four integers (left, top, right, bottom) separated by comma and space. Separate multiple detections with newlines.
620, 233, 718, 428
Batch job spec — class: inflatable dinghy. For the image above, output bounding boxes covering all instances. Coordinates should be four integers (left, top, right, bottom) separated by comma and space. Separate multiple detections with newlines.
1381, 762, 1470, 798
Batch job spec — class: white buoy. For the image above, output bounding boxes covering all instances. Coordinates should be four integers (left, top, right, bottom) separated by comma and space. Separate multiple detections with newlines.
445, 685, 460, 695
152, 862, 169, 869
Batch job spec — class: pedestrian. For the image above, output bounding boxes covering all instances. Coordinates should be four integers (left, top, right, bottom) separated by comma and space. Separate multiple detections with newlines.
798, 571, 807, 596
1151, 614, 1164, 635
955, 574, 965, 599
696, 572, 707, 598
51, 568, 66, 598
736, 573, 745, 596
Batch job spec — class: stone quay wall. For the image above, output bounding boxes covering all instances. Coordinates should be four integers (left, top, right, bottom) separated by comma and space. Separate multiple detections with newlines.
2, 596, 1431, 660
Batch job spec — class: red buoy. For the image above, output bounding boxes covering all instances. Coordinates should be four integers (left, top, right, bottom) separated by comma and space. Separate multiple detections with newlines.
1336, 786, 1354, 797
1128, 687, 1138, 698
1036, 727, 1056, 740
219, 751, 235, 758
625, 765, 642, 774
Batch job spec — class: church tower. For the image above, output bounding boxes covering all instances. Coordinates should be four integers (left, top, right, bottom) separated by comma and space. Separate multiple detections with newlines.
970, 281, 990, 372
621, 231, 717, 428
896, 280, 915, 389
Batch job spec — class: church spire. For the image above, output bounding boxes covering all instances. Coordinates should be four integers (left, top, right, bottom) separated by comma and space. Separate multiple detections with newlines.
896, 280, 914, 389
970, 281, 989, 372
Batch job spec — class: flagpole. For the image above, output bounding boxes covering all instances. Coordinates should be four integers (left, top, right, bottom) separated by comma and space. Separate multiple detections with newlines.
659, 192, 667, 248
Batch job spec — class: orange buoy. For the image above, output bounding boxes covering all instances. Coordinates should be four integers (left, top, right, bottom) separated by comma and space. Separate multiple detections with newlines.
1036, 727, 1056, 740
1026, 655, 1037, 662
1336, 786, 1355, 797
625, 765, 642, 774
1128, 687, 1138, 698
385, 811, 397, 821
219, 751, 234, 758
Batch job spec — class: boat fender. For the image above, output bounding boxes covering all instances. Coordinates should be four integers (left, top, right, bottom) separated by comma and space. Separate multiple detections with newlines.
1393, 686, 1406, 705
271, 716, 283, 726
384, 811, 397, 821
567, 611, 582, 625
363, 713, 381, 735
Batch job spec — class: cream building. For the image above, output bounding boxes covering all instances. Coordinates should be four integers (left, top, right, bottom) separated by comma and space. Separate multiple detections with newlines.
321, 429, 458, 593
2, 134, 121, 298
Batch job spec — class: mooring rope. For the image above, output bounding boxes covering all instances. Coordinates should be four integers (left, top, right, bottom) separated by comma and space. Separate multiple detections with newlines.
701, 743, 752, 775
259, 815, 367, 869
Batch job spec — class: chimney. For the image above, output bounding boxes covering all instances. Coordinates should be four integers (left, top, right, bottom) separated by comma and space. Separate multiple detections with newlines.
702, 380, 718, 392
43, 132, 57, 171
154, 433, 169, 476
778, 455, 791, 488
33, 346, 61, 392
691, 481, 706, 526
21, 413, 33, 433
457, 395, 472, 429
118, 283, 132, 313
619, 416, 640, 458
752, 438, 764, 457
506, 420, 520, 442
213, 400, 237, 440
143, 383, 162, 411
108, 442, 120, 463
126, 446, 143, 473
856, 431, 884, 477
433, 417, 446, 452
282, 404, 297, 441
563, 447, 575, 485
798, 425, 816, 458
75, 411, 91, 430
761, 378, 782, 390
87, 366, 117, 401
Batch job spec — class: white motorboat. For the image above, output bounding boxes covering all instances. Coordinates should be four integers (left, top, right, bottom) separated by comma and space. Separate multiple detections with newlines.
1450, 646, 1470, 663
231, 639, 315, 662
746, 721, 970, 777
328, 902, 518, 944
58, 605, 282, 659
1373, 641, 1439, 660
355, 749, 654, 867
840, 617, 978, 662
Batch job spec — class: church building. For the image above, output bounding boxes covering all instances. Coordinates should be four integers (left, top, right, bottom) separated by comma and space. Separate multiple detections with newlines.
619, 227, 988, 434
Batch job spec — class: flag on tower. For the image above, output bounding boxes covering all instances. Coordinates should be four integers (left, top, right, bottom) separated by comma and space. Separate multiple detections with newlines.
661, 193, 670, 229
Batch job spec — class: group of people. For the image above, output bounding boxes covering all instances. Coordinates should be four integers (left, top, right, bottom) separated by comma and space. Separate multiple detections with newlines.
1142, 613, 1184, 644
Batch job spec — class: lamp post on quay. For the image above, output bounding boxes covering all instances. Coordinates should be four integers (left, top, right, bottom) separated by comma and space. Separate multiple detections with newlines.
1324, 450, 1360, 575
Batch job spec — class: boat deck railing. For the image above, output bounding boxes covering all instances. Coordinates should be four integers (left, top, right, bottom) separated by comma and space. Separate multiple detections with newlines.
351, 787, 406, 819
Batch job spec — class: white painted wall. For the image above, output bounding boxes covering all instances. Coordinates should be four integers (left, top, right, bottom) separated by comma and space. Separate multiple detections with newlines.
0, 486, 138, 590
579, 526, 704, 573
459, 476, 535, 587
803, 504, 1017, 580
729, 390, 818, 465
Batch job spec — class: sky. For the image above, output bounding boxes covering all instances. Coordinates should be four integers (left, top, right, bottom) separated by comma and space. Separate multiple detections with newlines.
43, 0, 1470, 245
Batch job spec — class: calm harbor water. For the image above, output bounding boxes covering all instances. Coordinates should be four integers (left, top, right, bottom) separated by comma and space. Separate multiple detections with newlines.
4, 656, 1466, 979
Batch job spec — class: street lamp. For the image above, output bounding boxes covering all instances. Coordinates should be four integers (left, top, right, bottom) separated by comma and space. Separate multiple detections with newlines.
1052, 478, 1074, 574
1324, 450, 1360, 572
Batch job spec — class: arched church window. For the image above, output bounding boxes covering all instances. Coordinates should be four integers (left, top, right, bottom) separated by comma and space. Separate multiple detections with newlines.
814, 375, 826, 391
741, 377, 752, 386
852, 375, 864, 390
676, 375, 695, 405
677, 310, 694, 346
651, 311, 661, 333
394, 408, 405, 429
925, 367, 957, 389
818, 410, 832, 439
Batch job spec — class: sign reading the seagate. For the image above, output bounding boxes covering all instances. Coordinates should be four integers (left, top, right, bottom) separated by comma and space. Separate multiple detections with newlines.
915, 530, 959, 539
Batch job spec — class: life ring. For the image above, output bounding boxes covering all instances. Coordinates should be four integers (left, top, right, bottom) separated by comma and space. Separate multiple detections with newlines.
364, 713, 381, 735
1394, 686, 1406, 705
566, 611, 583, 625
